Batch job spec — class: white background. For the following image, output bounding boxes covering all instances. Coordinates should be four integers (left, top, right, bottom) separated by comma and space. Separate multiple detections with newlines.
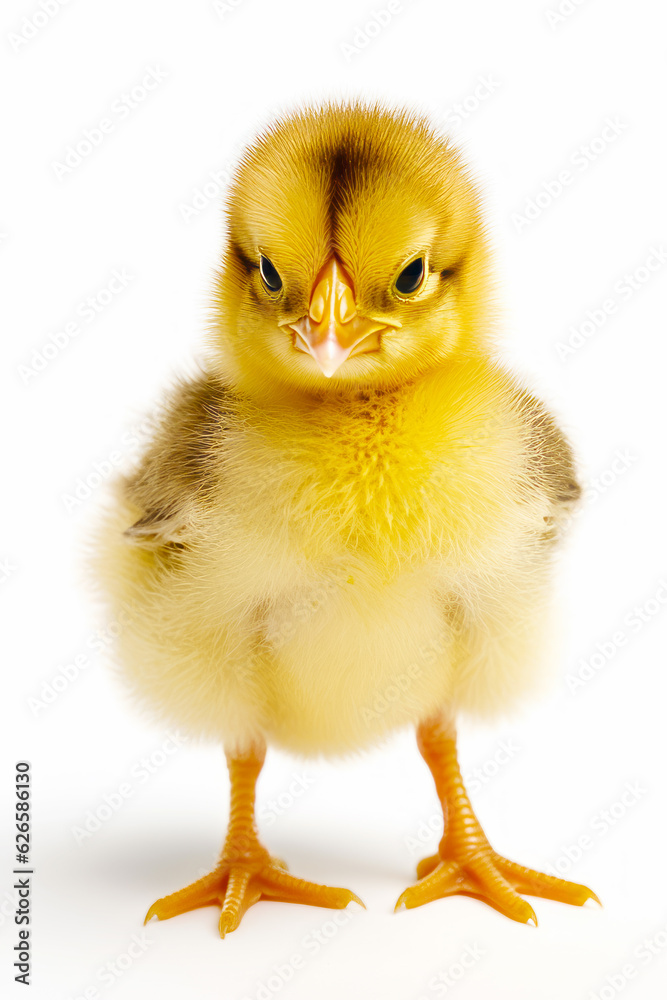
2, 0, 667, 998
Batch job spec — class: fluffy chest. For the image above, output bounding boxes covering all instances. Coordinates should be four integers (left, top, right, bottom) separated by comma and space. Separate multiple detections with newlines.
214, 371, 526, 577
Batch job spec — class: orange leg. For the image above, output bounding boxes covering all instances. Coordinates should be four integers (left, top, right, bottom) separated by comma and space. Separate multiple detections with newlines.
395, 714, 600, 925
145, 743, 363, 937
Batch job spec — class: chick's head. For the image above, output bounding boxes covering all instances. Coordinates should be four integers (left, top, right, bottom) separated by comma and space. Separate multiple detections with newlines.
212, 102, 493, 398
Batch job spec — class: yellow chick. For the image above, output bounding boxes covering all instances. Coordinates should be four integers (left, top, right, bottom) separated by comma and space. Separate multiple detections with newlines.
94, 101, 598, 936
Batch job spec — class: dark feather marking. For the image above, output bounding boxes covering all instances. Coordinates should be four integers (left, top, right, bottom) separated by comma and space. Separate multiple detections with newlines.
229, 239, 256, 274
519, 393, 581, 541
123, 372, 234, 548
326, 136, 376, 249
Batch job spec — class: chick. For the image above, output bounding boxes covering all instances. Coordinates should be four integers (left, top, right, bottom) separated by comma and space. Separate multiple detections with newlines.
94, 102, 598, 936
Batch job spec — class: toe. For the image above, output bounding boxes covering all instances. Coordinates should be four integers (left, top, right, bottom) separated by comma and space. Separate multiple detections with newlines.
218, 876, 262, 937
217, 869, 252, 937
492, 854, 601, 908
260, 867, 364, 910
395, 861, 464, 911
468, 855, 537, 925
145, 872, 226, 923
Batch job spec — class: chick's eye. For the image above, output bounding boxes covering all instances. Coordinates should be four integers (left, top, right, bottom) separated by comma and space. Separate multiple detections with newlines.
394, 257, 425, 296
259, 255, 282, 293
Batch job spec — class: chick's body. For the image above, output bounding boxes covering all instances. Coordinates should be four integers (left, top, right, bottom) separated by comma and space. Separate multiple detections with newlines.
101, 360, 570, 756
96, 103, 596, 934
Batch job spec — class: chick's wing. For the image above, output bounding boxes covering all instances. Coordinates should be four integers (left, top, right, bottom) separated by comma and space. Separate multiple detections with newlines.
123, 371, 230, 548
518, 391, 582, 541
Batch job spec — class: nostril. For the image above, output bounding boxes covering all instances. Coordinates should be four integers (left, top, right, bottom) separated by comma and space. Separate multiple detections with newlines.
309, 291, 326, 324
338, 286, 357, 324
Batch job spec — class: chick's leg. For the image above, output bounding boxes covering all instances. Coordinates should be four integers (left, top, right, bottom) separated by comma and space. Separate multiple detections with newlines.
145, 743, 362, 937
396, 714, 600, 925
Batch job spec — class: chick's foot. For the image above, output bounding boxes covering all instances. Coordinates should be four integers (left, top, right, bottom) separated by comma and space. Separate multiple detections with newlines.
395, 716, 600, 925
398, 847, 598, 925
145, 846, 362, 938
144, 744, 362, 937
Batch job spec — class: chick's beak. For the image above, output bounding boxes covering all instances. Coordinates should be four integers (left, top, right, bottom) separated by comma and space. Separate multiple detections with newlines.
286, 258, 395, 378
